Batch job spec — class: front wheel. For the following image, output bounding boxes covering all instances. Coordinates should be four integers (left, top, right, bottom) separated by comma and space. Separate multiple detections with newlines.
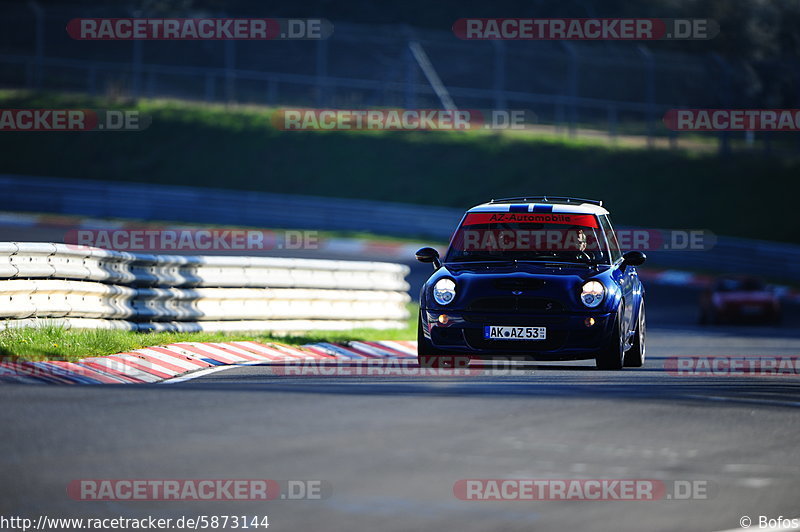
595, 312, 624, 370
624, 301, 646, 367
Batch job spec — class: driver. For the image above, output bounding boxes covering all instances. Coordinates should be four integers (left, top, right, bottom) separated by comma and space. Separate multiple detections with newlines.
563, 225, 588, 253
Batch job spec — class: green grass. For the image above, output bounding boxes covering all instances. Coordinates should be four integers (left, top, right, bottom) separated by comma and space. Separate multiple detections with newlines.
0, 306, 418, 362
1, 90, 799, 244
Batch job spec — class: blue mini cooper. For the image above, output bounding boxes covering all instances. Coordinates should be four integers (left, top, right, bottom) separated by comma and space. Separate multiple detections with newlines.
416, 197, 646, 370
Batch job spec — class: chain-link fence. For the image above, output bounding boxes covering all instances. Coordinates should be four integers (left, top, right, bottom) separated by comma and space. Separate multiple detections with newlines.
1, 3, 797, 154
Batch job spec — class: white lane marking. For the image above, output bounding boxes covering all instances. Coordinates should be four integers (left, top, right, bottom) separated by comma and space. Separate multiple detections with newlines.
682, 394, 800, 408
723, 464, 776, 473
161, 362, 264, 384
712, 516, 800, 532
734, 477, 773, 489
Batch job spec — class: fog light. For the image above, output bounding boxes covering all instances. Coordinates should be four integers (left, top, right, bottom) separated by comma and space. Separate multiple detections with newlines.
584, 317, 596, 327
438, 314, 449, 325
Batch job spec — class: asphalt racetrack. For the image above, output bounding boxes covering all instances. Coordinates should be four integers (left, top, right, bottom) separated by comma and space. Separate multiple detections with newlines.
1, 226, 799, 531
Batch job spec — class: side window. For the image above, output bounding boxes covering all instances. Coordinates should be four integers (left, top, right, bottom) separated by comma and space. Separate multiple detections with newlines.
599, 215, 623, 263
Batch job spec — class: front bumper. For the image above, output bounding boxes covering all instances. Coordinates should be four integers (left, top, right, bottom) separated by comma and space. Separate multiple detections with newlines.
422, 309, 616, 360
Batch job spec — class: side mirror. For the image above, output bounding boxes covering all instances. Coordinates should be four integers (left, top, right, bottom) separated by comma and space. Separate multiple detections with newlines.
415, 247, 441, 269
622, 250, 647, 270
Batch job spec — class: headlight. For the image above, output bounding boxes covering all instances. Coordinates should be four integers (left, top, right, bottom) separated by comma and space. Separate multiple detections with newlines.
581, 280, 605, 308
433, 278, 456, 305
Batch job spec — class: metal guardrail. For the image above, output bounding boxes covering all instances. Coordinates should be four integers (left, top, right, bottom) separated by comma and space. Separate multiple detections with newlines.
1, 175, 800, 281
0, 174, 462, 240
0, 242, 410, 331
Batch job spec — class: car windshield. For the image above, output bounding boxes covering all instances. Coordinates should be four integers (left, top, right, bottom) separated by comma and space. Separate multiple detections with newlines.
445, 211, 610, 264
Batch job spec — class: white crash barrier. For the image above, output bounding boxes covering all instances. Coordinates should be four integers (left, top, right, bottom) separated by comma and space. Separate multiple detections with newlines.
0, 243, 411, 331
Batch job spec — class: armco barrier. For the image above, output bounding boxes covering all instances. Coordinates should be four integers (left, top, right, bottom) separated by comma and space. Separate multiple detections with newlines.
0, 243, 410, 331
0, 175, 461, 240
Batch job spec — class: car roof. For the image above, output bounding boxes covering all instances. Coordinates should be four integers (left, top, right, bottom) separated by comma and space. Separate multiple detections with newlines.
467, 200, 609, 216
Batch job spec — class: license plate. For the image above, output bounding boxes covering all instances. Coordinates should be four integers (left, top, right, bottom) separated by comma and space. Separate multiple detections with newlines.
484, 326, 547, 340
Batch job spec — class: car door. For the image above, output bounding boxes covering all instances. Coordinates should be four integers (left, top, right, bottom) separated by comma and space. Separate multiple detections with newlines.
600, 215, 636, 337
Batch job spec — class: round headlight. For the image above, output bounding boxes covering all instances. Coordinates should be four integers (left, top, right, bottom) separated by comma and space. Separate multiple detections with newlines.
433, 278, 456, 306
581, 280, 605, 308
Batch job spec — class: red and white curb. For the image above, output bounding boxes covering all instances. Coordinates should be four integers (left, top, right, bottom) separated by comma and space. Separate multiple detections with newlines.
0, 340, 419, 385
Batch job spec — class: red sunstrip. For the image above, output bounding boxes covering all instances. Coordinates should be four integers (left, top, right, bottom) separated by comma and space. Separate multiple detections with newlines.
463, 212, 598, 227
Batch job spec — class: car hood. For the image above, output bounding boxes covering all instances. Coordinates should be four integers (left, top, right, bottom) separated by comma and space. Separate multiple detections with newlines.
443, 261, 607, 281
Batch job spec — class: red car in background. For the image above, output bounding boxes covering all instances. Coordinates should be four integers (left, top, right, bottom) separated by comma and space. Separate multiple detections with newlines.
699, 276, 781, 325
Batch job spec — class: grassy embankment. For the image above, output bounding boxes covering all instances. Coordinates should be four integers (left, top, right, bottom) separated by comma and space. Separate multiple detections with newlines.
1, 90, 798, 243
0, 304, 418, 361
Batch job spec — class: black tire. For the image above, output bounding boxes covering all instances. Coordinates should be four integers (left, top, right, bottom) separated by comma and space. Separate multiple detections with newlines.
624, 301, 646, 368
417, 313, 470, 369
417, 313, 436, 357
596, 311, 624, 370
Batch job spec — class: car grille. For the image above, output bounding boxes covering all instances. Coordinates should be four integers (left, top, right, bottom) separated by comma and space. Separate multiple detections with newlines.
466, 297, 565, 313
493, 278, 546, 291
431, 326, 465, 346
